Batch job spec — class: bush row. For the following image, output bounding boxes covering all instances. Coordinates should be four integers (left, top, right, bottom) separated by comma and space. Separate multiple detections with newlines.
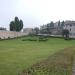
22, 37, 48, 42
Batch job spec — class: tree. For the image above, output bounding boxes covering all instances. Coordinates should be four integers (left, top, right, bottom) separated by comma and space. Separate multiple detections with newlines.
61, 21, 64, 26
34, 27, 39, 34
47, 23, 51, 34
10, 21, 15, 31
62, 29, 69, 40
50, 21, 54, 28
19, 20, 23, 31
40, 21, 54, 34
58, 21, 61, 27
10, 17, 23, 31
46, 21, 54, 34
61, 21, 64, 30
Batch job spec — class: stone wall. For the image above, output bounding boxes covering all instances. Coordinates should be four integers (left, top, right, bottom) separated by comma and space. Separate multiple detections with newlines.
0, 30, 28, 39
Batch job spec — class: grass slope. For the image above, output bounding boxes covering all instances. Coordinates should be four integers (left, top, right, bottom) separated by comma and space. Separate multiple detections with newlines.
0, 37, 75, 75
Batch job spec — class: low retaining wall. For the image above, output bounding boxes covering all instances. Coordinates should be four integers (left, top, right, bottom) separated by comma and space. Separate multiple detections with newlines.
0, 30, 28, 39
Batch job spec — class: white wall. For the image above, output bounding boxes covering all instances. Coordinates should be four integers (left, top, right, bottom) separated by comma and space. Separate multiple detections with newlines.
0, 30, 28, 39
64, 25, 75, 38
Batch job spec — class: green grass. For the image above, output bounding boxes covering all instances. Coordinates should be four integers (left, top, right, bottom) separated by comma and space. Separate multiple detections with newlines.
0, 37, 75, 75
22, 47, 75, 75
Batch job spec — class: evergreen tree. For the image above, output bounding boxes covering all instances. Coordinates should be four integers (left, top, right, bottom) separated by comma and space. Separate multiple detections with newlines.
61, 21, 64, 30
50, 21, 54, 28
34, 27, 39, 34
10, 17, 23, 31
58, 21, 61, 27
62, 29, 69, 40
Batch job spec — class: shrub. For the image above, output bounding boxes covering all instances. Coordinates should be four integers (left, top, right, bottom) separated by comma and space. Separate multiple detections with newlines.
8, 37, 11, 39
39, 36, 48, 41
22, 38, 37, 41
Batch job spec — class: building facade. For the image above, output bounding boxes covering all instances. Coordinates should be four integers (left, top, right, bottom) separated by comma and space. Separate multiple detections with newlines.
40, 20, 75, 38
40, 22, 63, 35
64, 21, 75, 38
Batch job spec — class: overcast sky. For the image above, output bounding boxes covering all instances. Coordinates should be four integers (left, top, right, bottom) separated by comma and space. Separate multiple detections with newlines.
0, 0, 75, 30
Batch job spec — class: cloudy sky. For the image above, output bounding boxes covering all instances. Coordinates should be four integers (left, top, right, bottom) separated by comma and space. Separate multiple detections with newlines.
0, 0, 75, 30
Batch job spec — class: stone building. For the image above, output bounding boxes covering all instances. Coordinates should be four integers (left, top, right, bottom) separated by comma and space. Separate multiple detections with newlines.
64, 20, 75, 38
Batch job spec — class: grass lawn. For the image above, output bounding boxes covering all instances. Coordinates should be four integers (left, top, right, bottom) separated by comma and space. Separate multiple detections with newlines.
22, 47, 75, 75
0, 37, 75, 75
